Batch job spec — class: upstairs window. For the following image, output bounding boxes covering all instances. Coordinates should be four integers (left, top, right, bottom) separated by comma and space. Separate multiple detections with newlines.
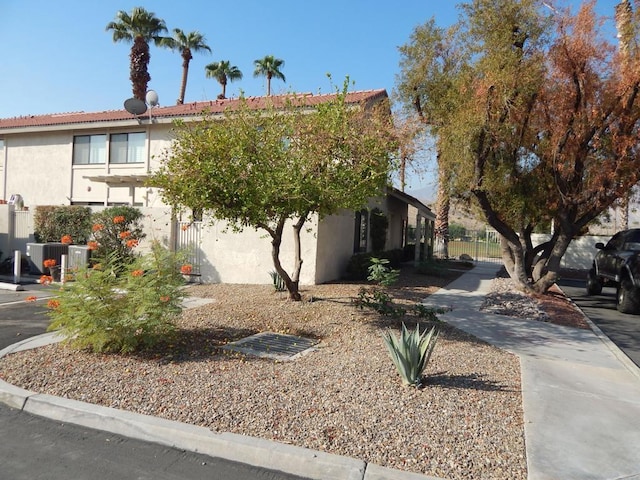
110, 132, 145, 164
73, 135, 106, 164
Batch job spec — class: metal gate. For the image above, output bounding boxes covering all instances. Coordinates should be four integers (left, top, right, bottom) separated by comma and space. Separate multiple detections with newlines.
176, 221, 203, 275
447, 228, 502, 263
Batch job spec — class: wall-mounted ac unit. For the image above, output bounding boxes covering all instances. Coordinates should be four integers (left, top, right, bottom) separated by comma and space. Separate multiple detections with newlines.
26, 243, 69, 274
68, 245, 92, 271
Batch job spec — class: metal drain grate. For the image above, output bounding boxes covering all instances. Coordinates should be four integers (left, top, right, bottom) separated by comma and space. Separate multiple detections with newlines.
223, 332, 318, 361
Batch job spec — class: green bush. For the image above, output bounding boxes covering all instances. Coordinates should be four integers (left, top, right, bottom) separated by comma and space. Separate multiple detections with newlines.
382, 323, 439, 387
33, 206, 92, 244
90, 206, 146, 272
345, 249, 406, 281
47, 242, 186, 353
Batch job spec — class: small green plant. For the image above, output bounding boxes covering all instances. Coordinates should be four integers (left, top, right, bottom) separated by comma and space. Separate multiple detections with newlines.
355, 287, 407, 318
269, 270, 286, 292
382, 323, 439, 387
367, 257, 400, 286
47, 242, 186, 354
413, 304, 449, 321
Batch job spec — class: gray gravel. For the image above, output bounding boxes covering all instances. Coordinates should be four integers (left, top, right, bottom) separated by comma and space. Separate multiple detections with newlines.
0, 280, 528, 479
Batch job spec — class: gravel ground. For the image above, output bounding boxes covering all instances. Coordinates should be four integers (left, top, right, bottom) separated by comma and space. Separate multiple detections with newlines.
0, 266, 580, 480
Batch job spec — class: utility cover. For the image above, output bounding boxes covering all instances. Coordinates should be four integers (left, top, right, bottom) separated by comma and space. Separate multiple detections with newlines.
223, 332, 318, 361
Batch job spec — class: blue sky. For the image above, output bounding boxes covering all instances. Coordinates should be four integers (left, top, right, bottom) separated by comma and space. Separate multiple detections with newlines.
0, 0, 620, 197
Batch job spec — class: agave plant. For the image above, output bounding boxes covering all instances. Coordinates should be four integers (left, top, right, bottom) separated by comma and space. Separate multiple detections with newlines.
382, 323, 439, 387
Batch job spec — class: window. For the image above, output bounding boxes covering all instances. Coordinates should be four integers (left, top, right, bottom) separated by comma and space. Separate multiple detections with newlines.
110, 132, 145, 164
354, 209, 368, 253
73, 135, 106, 164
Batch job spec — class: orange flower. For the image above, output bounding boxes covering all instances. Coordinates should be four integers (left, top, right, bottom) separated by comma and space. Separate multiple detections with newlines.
92, 263, 102, 270
43, 259, 56, 268
25, 296, 37, 302
61, 235, 73, 244
113, 215, 126, 224
39, 275, 53, 285
47, 299, 60, 309
92, 223, 104, 232
159, 295, 170, 303
119, 231, 131, 239
126, 239, 139, 248
180, 264, 193, 275
87, 241, 99, 250
131, 269, 144, 277
181, 224, 190, 231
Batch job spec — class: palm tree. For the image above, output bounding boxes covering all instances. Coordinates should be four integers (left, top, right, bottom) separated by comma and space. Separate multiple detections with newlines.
161, 29, 211, 104
106, 7, 169, 101
253, 55, 286, 96
205, 60, 243, 99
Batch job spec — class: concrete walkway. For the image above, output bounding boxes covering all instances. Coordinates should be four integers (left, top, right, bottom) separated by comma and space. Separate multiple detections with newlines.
2, 263, 640, 479
425, 263, 640, 480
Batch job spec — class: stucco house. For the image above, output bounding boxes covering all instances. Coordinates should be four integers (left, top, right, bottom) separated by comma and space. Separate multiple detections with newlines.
0, 90, 434, 284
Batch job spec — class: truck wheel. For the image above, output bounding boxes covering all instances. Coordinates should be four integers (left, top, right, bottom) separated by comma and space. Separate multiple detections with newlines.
586, 268, 603, 295
616, 278, 640, 314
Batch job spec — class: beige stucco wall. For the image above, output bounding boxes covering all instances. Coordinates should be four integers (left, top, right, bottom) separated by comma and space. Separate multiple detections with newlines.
3, 132, 73, 206
314, 210, 357, 283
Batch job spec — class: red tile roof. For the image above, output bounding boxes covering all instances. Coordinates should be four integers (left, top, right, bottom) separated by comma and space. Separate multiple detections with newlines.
0, 90, 387, 131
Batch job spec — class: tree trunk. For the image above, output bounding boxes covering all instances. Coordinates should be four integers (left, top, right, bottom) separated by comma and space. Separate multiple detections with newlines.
620, 193, 630, 231
177, 51, 192, 105
130, 38, 151, 101
433, 165, 450, 259
266, 216, 303, 301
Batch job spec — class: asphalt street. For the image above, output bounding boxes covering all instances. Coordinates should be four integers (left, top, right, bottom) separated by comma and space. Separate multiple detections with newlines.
558, 277, 640, 368
0, 284, 308, 480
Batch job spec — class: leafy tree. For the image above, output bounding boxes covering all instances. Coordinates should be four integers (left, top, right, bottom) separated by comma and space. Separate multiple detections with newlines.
253, 55, 286, 96
205, 60, 243, 99
152, 84, 396, 300
106, 7, 169, 101
397, 0, 640, 293
161, 29, 211, 104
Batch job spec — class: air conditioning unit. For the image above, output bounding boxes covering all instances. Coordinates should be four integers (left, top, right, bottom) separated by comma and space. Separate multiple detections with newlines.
67, 245, 92, 271
26, 243, 69, 275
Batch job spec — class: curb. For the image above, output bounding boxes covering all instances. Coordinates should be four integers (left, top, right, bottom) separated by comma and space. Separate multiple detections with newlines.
0, 331, 443, 480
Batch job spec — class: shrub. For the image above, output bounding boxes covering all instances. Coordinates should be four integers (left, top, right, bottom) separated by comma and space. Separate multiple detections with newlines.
269, 270, 286, 292
33, 206, 92, 243
355, 287, 406, 318
47, 242, 186, 353
89, 206, 146, 272
344, 249, 407, 281
367, 257, 399, 287
382, 323, 439, 387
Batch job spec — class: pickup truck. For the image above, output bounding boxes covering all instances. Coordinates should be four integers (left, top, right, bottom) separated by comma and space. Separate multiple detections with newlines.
586, 228, 640, 314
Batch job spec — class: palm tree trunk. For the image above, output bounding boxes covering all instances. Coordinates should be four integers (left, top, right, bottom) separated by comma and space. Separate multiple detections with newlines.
434, 160, 450, 259
130, 38, 151, 101
177, 51, 192, 105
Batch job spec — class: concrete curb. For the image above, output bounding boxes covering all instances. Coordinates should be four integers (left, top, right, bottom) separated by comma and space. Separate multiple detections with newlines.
0, 330, 443, 480
0, 281, 24, 291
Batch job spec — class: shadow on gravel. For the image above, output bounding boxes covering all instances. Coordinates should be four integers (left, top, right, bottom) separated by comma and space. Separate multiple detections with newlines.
427, 371, 514, 392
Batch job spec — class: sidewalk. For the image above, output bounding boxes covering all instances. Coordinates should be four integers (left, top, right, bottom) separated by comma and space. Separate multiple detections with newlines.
1, 263, 640, 479
425, 262, 640, 480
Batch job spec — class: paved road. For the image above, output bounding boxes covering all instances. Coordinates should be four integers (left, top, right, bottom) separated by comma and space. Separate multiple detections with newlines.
558, 277, 640, 368
0, 285, 308, 480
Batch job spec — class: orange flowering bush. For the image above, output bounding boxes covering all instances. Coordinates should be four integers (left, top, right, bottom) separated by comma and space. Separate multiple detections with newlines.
25, 296, 37, 302
87, 241, 99, 250
47, 241, 186, 354
39, 275, 53, 285
180, 264, 193, 275
47, 299, 60, 310
43, 259, 57, 268
61, 235, 73, 245
88, 206, 146, 274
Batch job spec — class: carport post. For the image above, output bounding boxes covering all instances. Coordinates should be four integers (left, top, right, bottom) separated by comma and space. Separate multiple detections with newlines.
13, 250, 21, 284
